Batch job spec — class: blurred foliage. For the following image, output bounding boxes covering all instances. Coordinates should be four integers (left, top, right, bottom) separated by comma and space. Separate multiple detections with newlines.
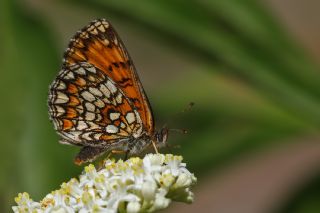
0, 0, 319, 212
0, 0, 81, 211
279, 173, 320, 213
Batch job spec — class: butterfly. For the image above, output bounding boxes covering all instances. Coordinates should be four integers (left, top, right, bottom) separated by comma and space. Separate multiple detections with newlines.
48, 19, 168, 165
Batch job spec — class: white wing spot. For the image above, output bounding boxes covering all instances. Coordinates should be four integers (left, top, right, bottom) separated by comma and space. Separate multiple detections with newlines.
133, 124, 143, 138
102, 20, 109, 27
109, 112, 120, 121
87, 122, 100, 129
102, 39, 109, 46
81, 91, 95, 101
99, 84, 111, 98
88, 25, 94, 32
89, 87, 103, 97
86, 66, 96, 73
96, 114, 102, 122
67, 131, 82, 141
126, 112, 135, 124
85, 102, 95, 112
135, 111, 142, 124
93, 133, 103, 140
91, 28, 98, 35
114, 37, 119, 45
53, 105, 65, 117
82, 132, 92, 140
97, 25, 105, 32
94, 99, 105, 108
76, 105, 84, 114
65, 72, 75, 80
52, 119, 62, 130
106, 81, 117, 93
85, 112, 95, 121
56, 81, 66, 90
132, 111, 143, 137
75, 67, 86, 75
54, 92, 69, 104
77, 121, 88, 130
103, 97, 111, 104
87, 75, 96, 82
106, 125, 119, 133
80, 32, 89, 39
115, 93, 123, 104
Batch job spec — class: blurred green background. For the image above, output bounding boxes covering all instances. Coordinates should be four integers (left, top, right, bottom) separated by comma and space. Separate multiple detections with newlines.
1, 0, 320, 212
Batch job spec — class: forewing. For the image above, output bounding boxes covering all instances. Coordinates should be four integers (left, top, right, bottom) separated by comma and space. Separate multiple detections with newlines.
63, 19, 154, 134
48, 63, 143, 147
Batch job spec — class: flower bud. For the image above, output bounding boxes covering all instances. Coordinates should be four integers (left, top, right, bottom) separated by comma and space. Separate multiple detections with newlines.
174, 173, 192, 188
51, 207, 68, 213
153, 195, 170, 210
141, 181, 157, 200
127, 201, 141, 213
13, 154, 196, 213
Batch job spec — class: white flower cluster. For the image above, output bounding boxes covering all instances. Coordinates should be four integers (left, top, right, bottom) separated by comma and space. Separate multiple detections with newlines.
13, 154, 196, 213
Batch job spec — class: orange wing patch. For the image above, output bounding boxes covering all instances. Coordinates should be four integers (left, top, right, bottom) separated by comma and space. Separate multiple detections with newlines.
63, 19, 154, 134
62, 119, 74, 130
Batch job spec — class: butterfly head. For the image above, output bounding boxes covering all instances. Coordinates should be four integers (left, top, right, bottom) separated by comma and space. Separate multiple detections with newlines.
152, 127, 187, 152
154, 127, 169, 148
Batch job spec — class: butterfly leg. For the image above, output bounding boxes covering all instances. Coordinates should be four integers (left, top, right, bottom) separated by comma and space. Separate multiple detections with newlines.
124, 150, 129, 160
151, 140, 159, 154
74, 146, 106, 165
105, 150, 128, 160
113, 150, 129, 160
111, 150, 127, 154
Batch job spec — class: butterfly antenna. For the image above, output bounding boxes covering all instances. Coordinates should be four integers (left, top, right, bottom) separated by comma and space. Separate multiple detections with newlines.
164, 138, 181, 152
166, 102, 195, 126
169, 128, 188, 134
182, 102, 195, 113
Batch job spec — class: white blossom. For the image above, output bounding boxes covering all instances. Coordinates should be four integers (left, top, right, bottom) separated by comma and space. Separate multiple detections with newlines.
12, 154, 196, 212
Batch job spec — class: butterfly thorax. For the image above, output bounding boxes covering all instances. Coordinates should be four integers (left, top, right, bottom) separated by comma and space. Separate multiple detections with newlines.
127, 127, 168, 155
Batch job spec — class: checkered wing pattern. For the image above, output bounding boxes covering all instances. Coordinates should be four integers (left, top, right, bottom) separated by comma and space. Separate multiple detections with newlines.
48, 19, 154, 147
63, 19, 154, 134
48, 62, 143, 146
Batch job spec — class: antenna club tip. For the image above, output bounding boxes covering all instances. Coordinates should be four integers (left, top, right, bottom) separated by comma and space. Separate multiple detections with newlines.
168, 128, 188, 134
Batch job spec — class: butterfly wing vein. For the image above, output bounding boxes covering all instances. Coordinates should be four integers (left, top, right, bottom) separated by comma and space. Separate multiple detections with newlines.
48, 19, 154, 150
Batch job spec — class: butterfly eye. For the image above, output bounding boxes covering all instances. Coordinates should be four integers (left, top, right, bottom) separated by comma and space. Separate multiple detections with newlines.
161, 128, 169, 143
155, 128, 168, 147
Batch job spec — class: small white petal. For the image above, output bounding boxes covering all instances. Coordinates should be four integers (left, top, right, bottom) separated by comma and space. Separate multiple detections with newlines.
174, 173, 192, 188
51, 207, 68, 213
13, 154, 196, 213
152, 193, 170, 211
126, 201, 141, 213
141, 181, 157, 200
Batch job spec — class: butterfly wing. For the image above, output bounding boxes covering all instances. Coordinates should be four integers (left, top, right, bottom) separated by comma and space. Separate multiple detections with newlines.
62, 19, 154, 135
48, 62, 143, 147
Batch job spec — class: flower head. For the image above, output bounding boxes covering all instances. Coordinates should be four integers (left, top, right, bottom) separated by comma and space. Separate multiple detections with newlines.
13, 154, 196, 213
